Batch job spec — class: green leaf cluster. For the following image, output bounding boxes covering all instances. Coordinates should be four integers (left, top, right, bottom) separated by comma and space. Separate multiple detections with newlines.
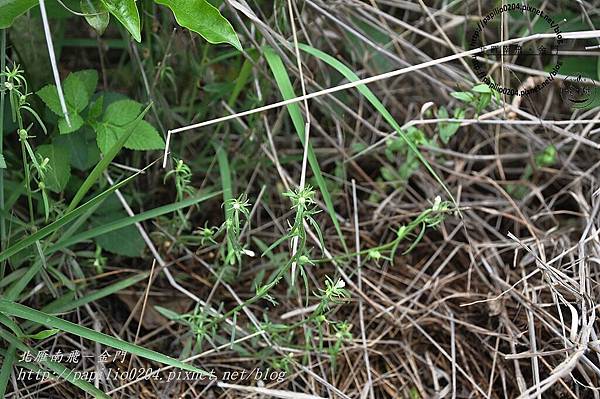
34, 70, 164, 254
0, 0, 241, 50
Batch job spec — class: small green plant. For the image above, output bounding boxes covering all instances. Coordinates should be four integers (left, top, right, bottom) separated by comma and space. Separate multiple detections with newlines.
451, 82, 501, 115
222, 193, 253, 267
314, 277, 351, 314
37, 70, 165, 154
437, 105, 465, 144
155, 304, 218, 351
267, 185, 324, 297
382, 126, 432, 184
164, 158, 194, 226
0, 65, 50, 222
327, 321, 352, 370
508, 145, 558, 199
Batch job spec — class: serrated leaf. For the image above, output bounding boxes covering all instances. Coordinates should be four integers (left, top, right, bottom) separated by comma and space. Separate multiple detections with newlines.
0, 0, 37, 28
81, 0, 110, 34
37, 85, 63, 116
24, 329, 60, 340
123, 120, 165, 150
38, 70, 97, 135
58, 113, 84, 135
103, 99, 141, 125
95, 100, 164, 153
87, 95, 104, 121
155, 0, 241, 51
89, 195, 144, 257
101, 0, 141, 42
36, 143, 71, 193
54, 128, 101, 171
64, 70, 97, 112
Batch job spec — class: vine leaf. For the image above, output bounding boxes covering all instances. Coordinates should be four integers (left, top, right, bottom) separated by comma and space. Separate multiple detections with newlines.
155, 0, 241, 51
101, 0, 141, 42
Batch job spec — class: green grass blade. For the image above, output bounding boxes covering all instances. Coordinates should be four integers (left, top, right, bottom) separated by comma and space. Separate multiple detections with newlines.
67, 103, 153, 213
215, 143, 234, 257
0, 165, 150, 264
3, 259, 43, 301
0, 299, 208, 375
228, 57, 254, 107
41, 272, 149, 315
18, 271, 150, 332
297, 43, 456, 205
0, 344, 15, 398
215, 144, 233, 215
263, 47, 347, 251
49, 191, 219, 253
0, 328, 111, 399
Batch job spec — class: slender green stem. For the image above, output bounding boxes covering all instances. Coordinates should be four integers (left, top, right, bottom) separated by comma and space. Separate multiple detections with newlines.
20, 140, 34, 226
0, 29, 6, 277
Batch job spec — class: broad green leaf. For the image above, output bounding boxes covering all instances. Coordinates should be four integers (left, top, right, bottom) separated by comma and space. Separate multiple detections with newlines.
155, 0, 241, 51
64, 70, 98, 112
58, 113, 84, 135
102, 98, 140, 124
55, 128, 101, 171
37, 85, 63, 115
68, 103, 153, 213
36, 143, 71, 193
121, 120, 165, 150
38, 70, 97, 115
81, 0, 110, 34
0, 299, 208, 374
472, 84, 492, 94
101, 0, 141, 42
38, 70, 97, 135
0, 0, 37, 28
95, 100, 164, 153
91, 196, 144, 257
